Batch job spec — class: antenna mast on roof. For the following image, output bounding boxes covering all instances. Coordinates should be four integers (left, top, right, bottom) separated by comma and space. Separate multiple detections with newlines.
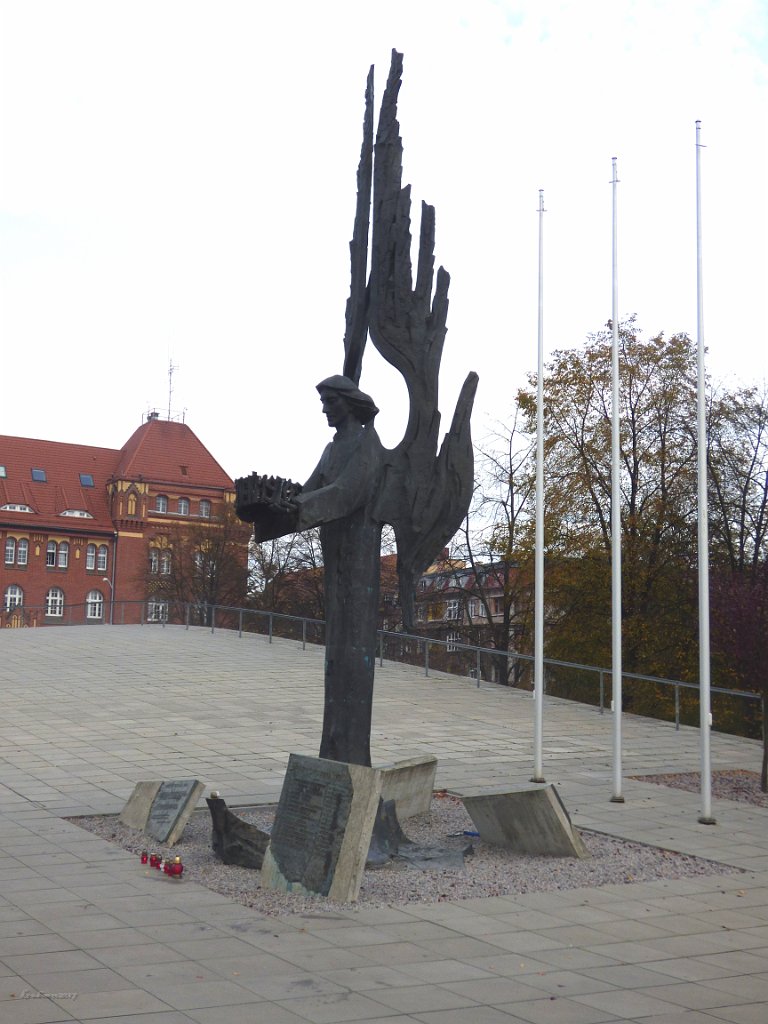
167, 359, 178, 421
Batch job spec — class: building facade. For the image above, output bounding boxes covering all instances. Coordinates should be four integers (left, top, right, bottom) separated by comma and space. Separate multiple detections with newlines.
1, 414, 243, 627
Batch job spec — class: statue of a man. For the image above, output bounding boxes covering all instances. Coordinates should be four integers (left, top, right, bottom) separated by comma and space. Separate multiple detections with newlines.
294, 375, 384, 766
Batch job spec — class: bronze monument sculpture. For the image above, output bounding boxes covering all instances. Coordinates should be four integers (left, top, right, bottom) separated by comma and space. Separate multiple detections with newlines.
236, 50, 478, 773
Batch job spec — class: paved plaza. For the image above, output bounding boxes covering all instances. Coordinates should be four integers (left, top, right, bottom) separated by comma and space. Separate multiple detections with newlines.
1, 624, 767, 1023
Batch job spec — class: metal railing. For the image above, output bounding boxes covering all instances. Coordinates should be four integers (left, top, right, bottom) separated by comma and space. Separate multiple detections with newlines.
3, 599, 762, 738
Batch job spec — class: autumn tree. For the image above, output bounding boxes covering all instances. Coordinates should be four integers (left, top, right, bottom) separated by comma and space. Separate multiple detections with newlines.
517, 320, 702, 701
450, 413, 536, 683
248, 528, 325, 621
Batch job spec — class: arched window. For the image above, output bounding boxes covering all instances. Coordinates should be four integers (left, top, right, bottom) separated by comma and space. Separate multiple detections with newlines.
155, 495, 168, 513
97, 545, 108, 572
58, 542, 69, 568
160, 550, 172, 575
149, 548, 159, 574
178, 497, 190, 515
147, 597, 169, 622
4, 585, 23, 610
17, 539, 28, 566
199, 499, 211, 518
46, 587, 64, 617
127, 493, 137, 515
46, 541, 57, 566
86, 544, 96, 570
86, 590, 104, 620
4, 538, 15, 565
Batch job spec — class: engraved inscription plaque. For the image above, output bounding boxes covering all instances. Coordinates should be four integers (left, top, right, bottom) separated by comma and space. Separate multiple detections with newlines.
269, 756, 353, 896
146, 779, 201, 843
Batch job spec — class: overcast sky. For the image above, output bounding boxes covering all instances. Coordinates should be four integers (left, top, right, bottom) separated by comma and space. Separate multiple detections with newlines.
1, 0, 766, 483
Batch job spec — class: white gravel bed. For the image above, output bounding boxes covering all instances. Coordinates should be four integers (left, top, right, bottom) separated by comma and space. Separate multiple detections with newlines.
71, 793, 739, 918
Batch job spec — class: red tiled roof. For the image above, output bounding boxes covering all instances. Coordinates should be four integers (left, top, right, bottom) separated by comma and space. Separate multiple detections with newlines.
116, 419, 233, 488
0, 435, 118, 532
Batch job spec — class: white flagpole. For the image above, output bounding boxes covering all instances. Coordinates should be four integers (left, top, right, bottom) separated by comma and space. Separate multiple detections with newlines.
696, 120, 715, 824
532, 189, 546, 783
610, 158, 624, 803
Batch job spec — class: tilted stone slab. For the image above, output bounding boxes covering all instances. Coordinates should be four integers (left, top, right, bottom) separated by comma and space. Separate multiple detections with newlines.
379, 754, 437, 820
119, 781, 162, 830
261, 754, 382, 902
121, 779, 205, 846
460, 783, 590, 859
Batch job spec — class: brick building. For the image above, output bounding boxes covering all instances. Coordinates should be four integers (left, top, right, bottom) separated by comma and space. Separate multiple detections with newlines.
1, 414, 241, 626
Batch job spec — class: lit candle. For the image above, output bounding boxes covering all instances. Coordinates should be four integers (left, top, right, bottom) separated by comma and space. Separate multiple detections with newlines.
140, 850, 148, 865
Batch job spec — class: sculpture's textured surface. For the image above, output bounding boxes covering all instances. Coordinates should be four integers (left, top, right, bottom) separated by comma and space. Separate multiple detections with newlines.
236, 51, 477, 768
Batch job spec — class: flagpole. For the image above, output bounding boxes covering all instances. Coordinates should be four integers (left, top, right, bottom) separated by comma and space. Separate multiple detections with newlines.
532, 188, 546, 783
696, 120, 715, 824
610, 157, 624, 803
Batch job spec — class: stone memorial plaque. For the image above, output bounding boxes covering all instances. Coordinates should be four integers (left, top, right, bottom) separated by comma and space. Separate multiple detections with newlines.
261, 754, 382, 902
145, 779, 205, 845
460, 783, 589, 859
120, 781, 162, 830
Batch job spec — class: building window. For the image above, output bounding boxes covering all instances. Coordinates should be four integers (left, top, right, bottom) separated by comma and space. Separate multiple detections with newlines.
97, 545, 108, 572
17, 539, 28, 566
416, 604, 425, 622
4, 585, 23, 610
86, 544, 96, 570
31, 468, 47, 482
1, 503, 33, 513
446, 631, 460, 653
46, 541, 57, 567
4, 538, 15, 565
0, 465, 5, 477
79, 473, 94, 487
199, 500, 211, 518
149, 548, 159, 574
127, 493, 137, 515
86, 590, 104, 620
147, 598, 169, 622
46, 587, 64, 617
155, 495, 168, 513
60, 509, 93, 518
160, 550, 172, 575
178, 497, 190, 515
492, 596, 504, 616
57, 542, 69, 568
468, 598, 481, 620
445, 599, 460, 620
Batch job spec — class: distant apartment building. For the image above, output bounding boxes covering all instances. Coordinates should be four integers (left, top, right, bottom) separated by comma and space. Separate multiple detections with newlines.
1, 414, 243, 626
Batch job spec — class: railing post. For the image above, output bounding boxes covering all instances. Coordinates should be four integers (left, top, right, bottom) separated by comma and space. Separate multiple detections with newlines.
675, 683, 680, 730
379, 630, 384, 667
210, 605, 215, 634
424, 639, 430, 678
476, 648, 481, 688
268, 613, 273, 643
599, 670, 605, 714
302, 617, 306, 651
238, 609, 243, 638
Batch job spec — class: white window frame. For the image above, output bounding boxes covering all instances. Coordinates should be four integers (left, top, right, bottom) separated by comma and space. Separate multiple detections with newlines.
46, 541, 57, 567
46, 587, 64, 617
58, 542, 69, 568
4, 585, 23, 610
147, 598, 169, 622
149, 548, 159, 574
86, 544, 96, 570
97, 545, 108, 572
468, 598, 481, 619
446, 631, 460, 653
199, 499, 211, 518
155, 495, 168, 513
178, 497, 190, 516
17, 539, 28, 566
86, 589, 104, 620
4, 538, 15, 565
445, 598, 460, 621
160, 550, 172, 575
